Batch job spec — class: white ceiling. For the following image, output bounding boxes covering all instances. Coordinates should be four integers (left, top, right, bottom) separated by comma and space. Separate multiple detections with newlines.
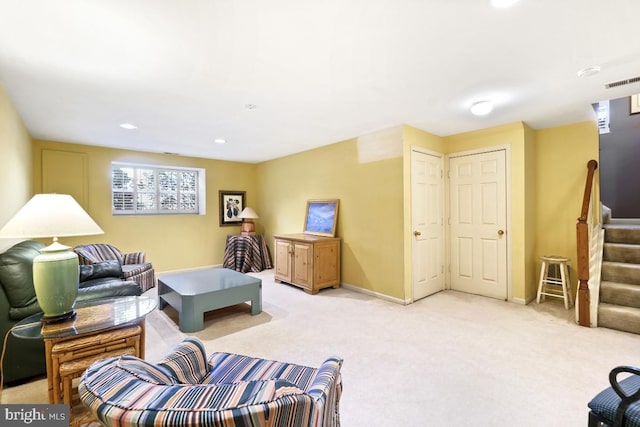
1, 0, 640, 163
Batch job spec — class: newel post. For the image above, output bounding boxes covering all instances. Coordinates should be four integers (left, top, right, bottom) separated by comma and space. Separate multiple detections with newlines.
577, 159, 598, 327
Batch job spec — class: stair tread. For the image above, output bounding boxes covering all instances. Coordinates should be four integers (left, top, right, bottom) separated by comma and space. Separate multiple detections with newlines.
604, 224, 640, 230
600, 280, 640, 290
604, 242, 640, 248
600, 302, 640, 309
602, 260, 640, 268
598, 303, 640, 335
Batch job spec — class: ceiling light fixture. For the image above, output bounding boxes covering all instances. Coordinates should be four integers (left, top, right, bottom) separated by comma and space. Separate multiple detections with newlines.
214, 138, 226, 144
491, 0, 519, 8
119, 123, 137, 130
244, 104, 257, 110
577, 65, 601, 78
470, 100, 494, 116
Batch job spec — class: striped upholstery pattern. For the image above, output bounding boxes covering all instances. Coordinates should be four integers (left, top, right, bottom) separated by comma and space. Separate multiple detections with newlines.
121, 265, 155, 292
75, 244, 127, 264
223, 234, 273, 273
74, 244, 156, 292
79, 337, 343, 427
156, 337, 208, 384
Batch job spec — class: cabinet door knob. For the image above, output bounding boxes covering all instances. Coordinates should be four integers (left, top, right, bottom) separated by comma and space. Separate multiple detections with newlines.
498, 229, 505, 236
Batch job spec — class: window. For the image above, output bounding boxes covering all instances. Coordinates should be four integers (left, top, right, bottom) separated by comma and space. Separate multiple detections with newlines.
112, 162, 206, 215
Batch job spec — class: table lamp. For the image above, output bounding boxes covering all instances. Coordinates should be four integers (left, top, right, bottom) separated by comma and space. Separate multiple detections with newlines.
238, 207, 259, 235
0, 194, 104, 323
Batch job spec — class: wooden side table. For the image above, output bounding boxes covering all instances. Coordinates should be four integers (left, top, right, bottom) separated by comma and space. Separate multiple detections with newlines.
223, 234, 273, 273
13, 296, 156, 425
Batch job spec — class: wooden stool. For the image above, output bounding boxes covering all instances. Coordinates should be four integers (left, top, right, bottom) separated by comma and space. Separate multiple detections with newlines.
536, 256, 573, 309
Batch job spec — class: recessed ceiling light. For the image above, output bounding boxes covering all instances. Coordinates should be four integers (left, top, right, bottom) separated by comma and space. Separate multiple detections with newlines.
577, 65, 601, 78
470, 100, 494, 116
244, 104, 257, 110
119, 123, 137, 130
214, 138, 226, 144
491, 0, 519, 7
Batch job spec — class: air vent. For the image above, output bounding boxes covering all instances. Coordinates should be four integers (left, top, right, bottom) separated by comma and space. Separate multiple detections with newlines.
605, 76, 640, 89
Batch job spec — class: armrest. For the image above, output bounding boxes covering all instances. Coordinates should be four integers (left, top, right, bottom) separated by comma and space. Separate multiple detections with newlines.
123, 252, 145, 264
306, 357, 343, 402
609, 366, 640, 426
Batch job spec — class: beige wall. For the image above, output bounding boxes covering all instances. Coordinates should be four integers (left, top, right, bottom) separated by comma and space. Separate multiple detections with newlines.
535, 121, 599, 294
0, 85, 33, 252
257, 128, 406, 300
31, 140, 258, 272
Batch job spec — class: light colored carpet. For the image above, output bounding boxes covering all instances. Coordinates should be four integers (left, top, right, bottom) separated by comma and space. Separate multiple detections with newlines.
3, 269, 640, 426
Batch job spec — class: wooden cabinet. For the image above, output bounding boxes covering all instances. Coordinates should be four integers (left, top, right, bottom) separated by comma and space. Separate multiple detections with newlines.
273, 233, 341, 294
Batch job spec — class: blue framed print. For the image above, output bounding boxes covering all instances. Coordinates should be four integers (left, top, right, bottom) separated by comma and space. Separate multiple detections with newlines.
303, 199, 339, 237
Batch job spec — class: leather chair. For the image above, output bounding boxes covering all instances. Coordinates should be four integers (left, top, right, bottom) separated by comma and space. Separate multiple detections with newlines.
74, 243, 156, 292
80, 337, 343, 427
0, 240, 142, 385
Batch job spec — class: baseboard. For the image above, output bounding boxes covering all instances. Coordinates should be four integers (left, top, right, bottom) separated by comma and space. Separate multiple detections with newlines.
511, 296, 530, 305
341, 282, 411, 305
157, 264, 223, 277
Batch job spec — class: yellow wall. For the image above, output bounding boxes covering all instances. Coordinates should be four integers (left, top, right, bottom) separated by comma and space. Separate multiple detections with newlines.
256, 127, 406, 300
31, 140, 258, 272
0, 84, 33, 252
2, 80, 601, 306
523, 124, 538, 301
535, 121, 599, 292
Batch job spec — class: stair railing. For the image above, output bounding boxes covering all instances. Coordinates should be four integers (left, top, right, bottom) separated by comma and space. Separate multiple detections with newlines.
577, 159, 598, 327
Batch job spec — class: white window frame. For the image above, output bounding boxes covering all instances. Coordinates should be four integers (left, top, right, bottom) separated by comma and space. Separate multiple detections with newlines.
112, 162, 206, 215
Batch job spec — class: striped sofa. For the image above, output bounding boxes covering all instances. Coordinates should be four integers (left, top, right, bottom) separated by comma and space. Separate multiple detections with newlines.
74, 243, 156, 292
79, 337, 343, 427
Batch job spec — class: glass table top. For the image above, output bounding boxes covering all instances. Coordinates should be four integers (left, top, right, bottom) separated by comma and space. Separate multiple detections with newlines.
12, 296, 157, 340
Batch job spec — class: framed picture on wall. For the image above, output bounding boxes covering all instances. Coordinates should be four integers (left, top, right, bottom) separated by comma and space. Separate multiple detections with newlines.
631, 94, 640, 115
219, 190, 246, 226
303, 199, 339, 237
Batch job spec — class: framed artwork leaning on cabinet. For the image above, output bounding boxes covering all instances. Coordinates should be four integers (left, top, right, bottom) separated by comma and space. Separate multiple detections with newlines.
303, 199, 339, 237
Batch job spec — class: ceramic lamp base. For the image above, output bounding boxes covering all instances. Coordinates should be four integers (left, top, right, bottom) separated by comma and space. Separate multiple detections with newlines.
42, 309, 77, 324
32, 240, 79, 322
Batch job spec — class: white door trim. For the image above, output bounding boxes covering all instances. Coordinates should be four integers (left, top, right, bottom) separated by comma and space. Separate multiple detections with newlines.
446, 144, 512, 302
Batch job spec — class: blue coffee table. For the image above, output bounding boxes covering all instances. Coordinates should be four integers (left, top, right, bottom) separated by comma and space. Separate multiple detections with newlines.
158, 268, 262, 332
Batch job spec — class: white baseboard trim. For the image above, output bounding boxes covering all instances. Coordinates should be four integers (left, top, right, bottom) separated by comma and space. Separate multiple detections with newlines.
511, 295, 536, 305
341, 282, 411, 305
157, 264, 222, 277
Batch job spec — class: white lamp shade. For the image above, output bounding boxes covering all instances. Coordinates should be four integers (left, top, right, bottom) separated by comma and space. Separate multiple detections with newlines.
238, 207, 259, 219
0, 194, 104, 239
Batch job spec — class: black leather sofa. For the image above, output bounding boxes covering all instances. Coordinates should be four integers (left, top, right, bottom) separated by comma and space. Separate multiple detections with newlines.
0, 240, 142, 385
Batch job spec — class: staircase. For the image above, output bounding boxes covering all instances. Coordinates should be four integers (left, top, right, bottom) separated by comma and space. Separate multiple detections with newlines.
598, 223, 640, 334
